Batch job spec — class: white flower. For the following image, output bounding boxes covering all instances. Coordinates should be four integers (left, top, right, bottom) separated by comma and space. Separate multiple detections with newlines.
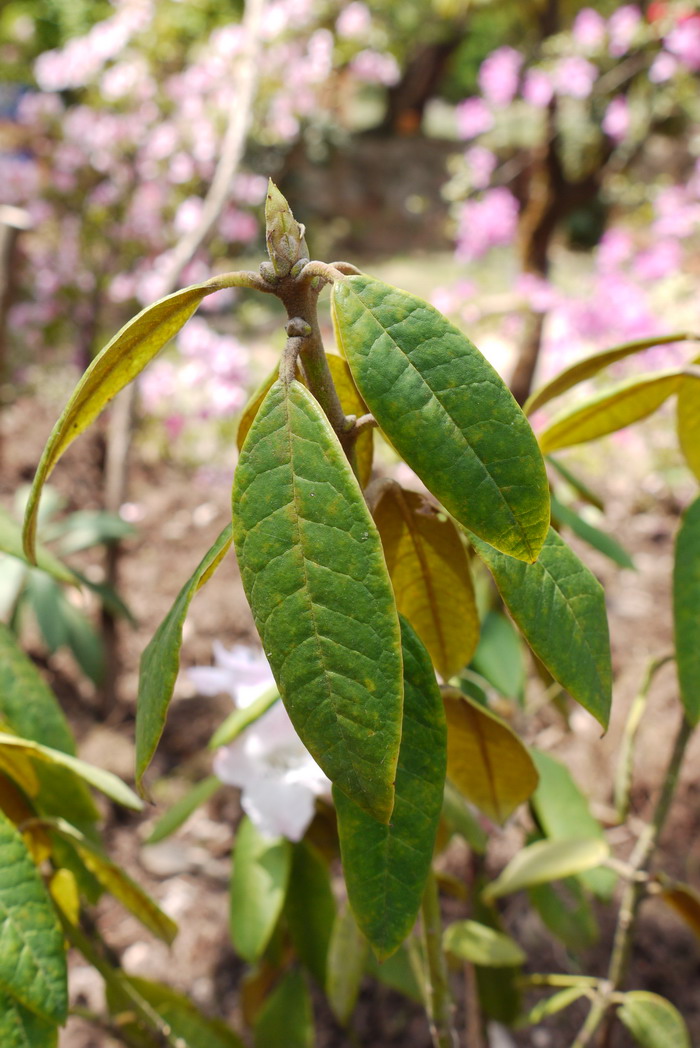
187, 644, 331, 842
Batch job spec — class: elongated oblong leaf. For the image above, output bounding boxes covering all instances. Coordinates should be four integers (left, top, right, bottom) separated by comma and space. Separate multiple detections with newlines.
0, 811, 67, 1023
334, 619, 447, 959
146, 776, 221, 845
332, 274, 550, 563
254, 968, 314, 1048
230, 816, 292, 963
443, 920, 525, 966
0, 989, 58, 1048
111, 976, 245, 1048
326, 352, 374, 487
326, 904, 368, 1025
470, 528, 612, 729
678, 372, 700, 481
525, 332, 698, 415
136, 524, 233, 790
551, 495, 634, 570
232, 378, 403, 822
0, 507, 76, 585
23, 279, 225, 561
617, 991, 690, 1048
538, 369, 700, 454
525, 986, 590, 1025
373, 485, 479, 680
442, 687, 538, 824
673, 497, 700, 725
483, 838, 610, 901
285, 841, 336, 987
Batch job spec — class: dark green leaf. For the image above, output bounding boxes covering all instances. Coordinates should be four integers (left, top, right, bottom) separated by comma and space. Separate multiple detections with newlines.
528, 878, 599, 951
0, 811, 67, 1023
136, 524, 232, 791
0, 989, 58, 1048
470, 528, 612, 729
254, 968, 314, 1048
673, 497, 700, 725
332, 274, 550, 563
365, 945, 423, 1003
230, 816, 292, 963
285, 841, 336, 987
334, 619, 447, 959
232, 379, 403, 823
551, 495, 634, 570
0, 623, 76, 753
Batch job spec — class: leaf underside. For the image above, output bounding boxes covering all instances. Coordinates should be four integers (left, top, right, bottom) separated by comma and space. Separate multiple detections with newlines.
232, 378, 403, 823
332, 274, 550, 563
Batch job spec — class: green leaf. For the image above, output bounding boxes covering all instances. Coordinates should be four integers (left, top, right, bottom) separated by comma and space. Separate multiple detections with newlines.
237, 364, 280, 452
334, 619, 447, 959
677, 372, 700, 482
551, 495, 634, 570
22, 279, 225, 562
146, 776, 221, 845
538, 369, 699, 454
332, 274, 550, 563
229, 816, 292, 963
326, 352, 374, 487
285, 841, 336, 987
470, 528, 612, 729
208, 688, 278, 750
470, 611, 524, 701
673, 497, 700, 725
617, 991, 690, 1048
254, 968, 314, 1048
442, 780, 488, 854
524, 986, 590, 1024
0, 732, 143, 811
373, 484, 479, 680
527, 878, 599, 951
42, 819, 177, 944
0, 622, 77, 753
524, 332, 699, 415
443, 920, 525, 966
232, 378, 403, 823
24, 573, 67, 653
531, 749, 615, 899
0, 507, 76, 585
0, 811, 67, 1023
546, 456, 604, 511
483, 838, 610, 901
326, 904, 368, 1026
365, 945, 423, 1003
136, 524, 233, 791
117, 977, 246, 1048
442, 687, 538, 825
0, 989, 58, 1048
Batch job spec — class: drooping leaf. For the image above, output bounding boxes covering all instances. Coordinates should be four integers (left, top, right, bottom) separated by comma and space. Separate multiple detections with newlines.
146, 776, 221, 845
334, 619, 447, 959
657, 880, 700, 940
326, 904, 368, 1026
469, 528, 612, 729
373, 484, 479, 680
613, 657, 670, 822
531, 749, 615, 899
524, 332, 698, 415
677, 372, 700, 482
232, 378, 403, 822
617, 991, 690, 1048
42, 819, 177, 944
443, 920, 525, 967
538, 369, 700, 454
23, 279, 226, 562
285, 841, 336, 987
524, 986, 590, 1025
528, 877, 599, 951
0, 811, 67, 1023
332, 274, 550, 563
483, 838, 610, 902
673, 497, 700, 725
136, 524, 233, 791
442, 687, 538, 825
551, 495, 634, 570
113, 976, 245, 1048
208, 689, 278, 749
229, 816, 292, 963
0, 507, 76, 585
254, 968, 314, 1048
0, 989, 58, 1048
470, 611, 525, 701
0, 732, 142, 811
365, 945, 423, 1003
546, 456, 604, 511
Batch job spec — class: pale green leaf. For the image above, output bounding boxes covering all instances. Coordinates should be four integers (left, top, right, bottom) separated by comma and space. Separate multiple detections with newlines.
254, 968, 314, 1048
470, 611, 524, 700
673, 497, 700, 725
208, 689, 278, 750
483, 838, 610, 901
525, 986, 590, 1024
229, 816, 292, 963
617, 991, 690, 1048
551, 496, 634, 570
113, 976, 245, 1048
326, 904, 368, 1025
0, 507, 76, 585
528, 878, 599, 951
136, 524, 233, 790
146, 776, 221, 845
232, 378, 403, 823
23, 279, 226, 562
443, 920, 525, 966
332, 274, 550, 563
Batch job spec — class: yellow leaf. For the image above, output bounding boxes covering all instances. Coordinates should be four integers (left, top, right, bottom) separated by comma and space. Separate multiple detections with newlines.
0, 749, 39, 797
49, 869, 80, 927
539, 370, 696, 454
326, 353, 373, 487
0, 774, 51, 862
442, 687, 538, 824
373, 485, 479, 680
658, 881, 700, 939
237, 365, 279, 452
678, 371, 700, 482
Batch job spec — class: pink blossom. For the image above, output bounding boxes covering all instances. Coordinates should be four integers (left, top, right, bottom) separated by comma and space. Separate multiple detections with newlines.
597, 228, 634, 272
174, 196, 204, 235
218, 207, 258, 243
478, 47, 523, 107
516, 273, 559, 313
455, 97, 494, 139
350, 49, 400, 85
665, 16, 700, 72
464, 146, 497, 190
522, 68, 553, 107
455, 188, 519, 261
602, 96, 630, 142
608, 5, 642, 57
572, 8, 607, 50
336, 1, 372, 38
652, 186, 700, 238
553, 56, 598, 98
649, 50, 678, 81
632, 239, 682, 281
